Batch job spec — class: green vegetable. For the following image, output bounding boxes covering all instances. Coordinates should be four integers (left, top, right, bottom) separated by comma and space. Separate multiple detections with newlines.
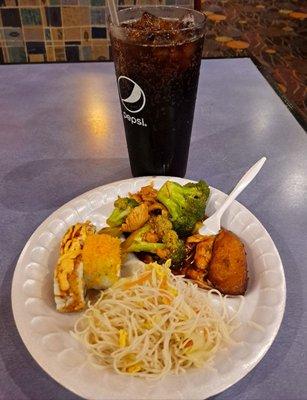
98, 226, 122, 237
106, 197, 139, 228
121, 224, 164, 254
162, 229, 185, 264
157, 180, 210, 236
121, 215, 185, 264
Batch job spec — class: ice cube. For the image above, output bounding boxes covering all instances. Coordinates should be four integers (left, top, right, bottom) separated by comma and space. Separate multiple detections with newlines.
135, 12, 161, 30
179, 12, 196, 29
133, 12, 181, 32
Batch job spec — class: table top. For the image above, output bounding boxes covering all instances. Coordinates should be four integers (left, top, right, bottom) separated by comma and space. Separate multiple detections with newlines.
0, 58, 306, 400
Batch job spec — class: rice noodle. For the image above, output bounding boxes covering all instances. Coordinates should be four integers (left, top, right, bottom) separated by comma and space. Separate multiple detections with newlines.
71, 261, 240, 379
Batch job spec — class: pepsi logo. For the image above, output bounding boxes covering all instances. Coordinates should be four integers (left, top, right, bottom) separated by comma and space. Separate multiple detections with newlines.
118, 76, 146, 114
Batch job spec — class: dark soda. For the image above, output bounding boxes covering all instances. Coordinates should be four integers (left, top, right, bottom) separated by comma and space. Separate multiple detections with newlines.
109, 8, 205, 177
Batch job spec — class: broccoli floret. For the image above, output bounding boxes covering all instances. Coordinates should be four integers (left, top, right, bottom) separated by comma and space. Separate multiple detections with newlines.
106, 197, 139, 228
150, 215, 185, 263
150, 214, 173, 237
162, 230, 185, 264
121, 224, 165, 254
157, 180, 210, 236
121, 216, 185, 264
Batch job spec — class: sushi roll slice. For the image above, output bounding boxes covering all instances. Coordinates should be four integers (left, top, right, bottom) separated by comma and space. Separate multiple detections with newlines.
54, 221, 96, 312
82, 234, 121, 290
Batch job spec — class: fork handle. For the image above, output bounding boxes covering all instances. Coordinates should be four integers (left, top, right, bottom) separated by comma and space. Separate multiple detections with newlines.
215, 157, 267, 219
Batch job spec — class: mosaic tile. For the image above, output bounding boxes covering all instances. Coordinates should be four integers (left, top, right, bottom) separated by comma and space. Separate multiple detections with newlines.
65, 44, 79, 60
91, 7, 105, 25
81, 26, 90, 41
92, 42, 108, 59
64, 26, 81, 40
4, 27, 24, 43
4, 0, 18, 6
18, 0, 40, 5
46, 45, 55, 60
40, 6, 47, 25
54, 45, 65, 60
91, 0, 104, 5
24, 27, 44, 41
91, 26, 106, 38
66, 41, 80, 46
26, 41, 45, 54
62, 0, 78, 4
8, 46, 26, 62
18, 0, 41, 7
20, 8, 42, 25
51, 27, 63, 40
45, 6, 62, 26
28, 53, 44, 61
81, 44, 91, 59
45, 27, 51, 40
62, 6, 90, 26
1, 9, 21, 27
118, 0, 134, 4
176, 0, 191, 4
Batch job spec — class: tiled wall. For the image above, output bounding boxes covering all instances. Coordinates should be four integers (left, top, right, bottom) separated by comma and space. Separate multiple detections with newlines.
0, 0, 193, 63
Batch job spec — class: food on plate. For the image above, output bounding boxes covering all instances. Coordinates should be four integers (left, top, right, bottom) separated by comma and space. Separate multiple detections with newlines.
108, 180, 246, 295
53, 179, 248, 314
176, 230, 247, 295
207, 230, 248, 295
121, 202, 150, 232
54, 228, 122, 312
106, 197, 139, 228
51, 179, 249, 379
180, 234, 216, 286
131, 184, 158, 204
195, 236, 216, 270
156, 180, 210, 236
82, 234, 121, 290
121, 214, 185, 264
98, 225, 122, 237
53, 221, 95, 312
72, 261, 239, 379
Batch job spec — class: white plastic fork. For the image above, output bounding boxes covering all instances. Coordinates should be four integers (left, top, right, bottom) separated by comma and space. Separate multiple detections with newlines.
198, 157, 267, 236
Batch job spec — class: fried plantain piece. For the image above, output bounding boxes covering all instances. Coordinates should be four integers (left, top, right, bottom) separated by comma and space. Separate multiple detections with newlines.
208, 229, 247, 295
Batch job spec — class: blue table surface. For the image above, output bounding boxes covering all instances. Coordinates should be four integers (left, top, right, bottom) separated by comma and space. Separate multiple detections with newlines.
0, 58, 306, 400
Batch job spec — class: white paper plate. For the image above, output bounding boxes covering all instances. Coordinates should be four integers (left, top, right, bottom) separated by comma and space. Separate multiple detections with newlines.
11, 176, 286, 400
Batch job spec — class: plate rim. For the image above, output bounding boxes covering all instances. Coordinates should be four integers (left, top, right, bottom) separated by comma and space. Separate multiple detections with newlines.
11, 176, 286, 400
